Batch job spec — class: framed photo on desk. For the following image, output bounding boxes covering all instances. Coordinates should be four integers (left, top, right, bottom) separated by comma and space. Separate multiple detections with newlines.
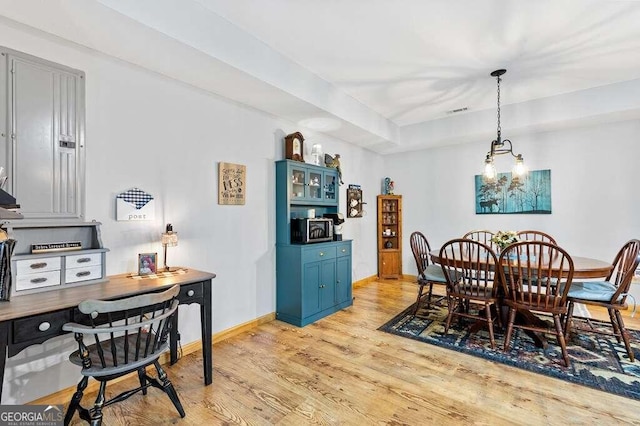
138, 252, 157, 275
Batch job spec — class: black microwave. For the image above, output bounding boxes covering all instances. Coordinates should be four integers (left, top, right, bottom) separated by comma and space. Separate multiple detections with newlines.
291, 218, 334, 244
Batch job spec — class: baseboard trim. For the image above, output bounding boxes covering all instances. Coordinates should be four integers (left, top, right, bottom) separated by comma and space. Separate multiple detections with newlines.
30, 312, 277, 405
353, 275, 378, 288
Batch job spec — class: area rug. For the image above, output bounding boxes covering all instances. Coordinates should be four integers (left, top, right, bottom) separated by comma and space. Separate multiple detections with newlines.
378, 303, 640, 400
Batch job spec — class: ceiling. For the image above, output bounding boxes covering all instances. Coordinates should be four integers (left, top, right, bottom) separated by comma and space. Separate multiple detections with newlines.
3, 0, 640, 153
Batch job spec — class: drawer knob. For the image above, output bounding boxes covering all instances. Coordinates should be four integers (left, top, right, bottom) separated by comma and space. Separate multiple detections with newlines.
187, 290, 195, 297
38, 322, 51, 332
341, 249, 346, 253
31, 277, 47, 284
76, 257, 92, 263
319, 252, 324, 257
76, 271, 91, 277
30, 262, 47, 269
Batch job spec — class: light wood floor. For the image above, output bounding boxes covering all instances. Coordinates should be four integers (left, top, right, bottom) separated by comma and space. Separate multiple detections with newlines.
60, 278, 640, 425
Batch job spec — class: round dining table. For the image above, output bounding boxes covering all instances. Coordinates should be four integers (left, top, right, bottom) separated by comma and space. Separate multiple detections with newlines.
429, 249, 613, 279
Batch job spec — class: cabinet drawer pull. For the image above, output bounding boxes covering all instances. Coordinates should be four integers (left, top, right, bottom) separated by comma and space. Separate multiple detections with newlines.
319, 252, 324, 257
76, 257, 92, 263
30, 262, 48, 269
187, 290, 195, 297
38, 322, 51, 332
30, 277, 47, 284
341, 249, 346, 253
75, 271, 91, 277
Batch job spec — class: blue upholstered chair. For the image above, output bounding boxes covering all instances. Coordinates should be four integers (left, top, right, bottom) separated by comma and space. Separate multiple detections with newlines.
564, 239, 640, 362
63, 285, 185, 425
409, 231, 447, 315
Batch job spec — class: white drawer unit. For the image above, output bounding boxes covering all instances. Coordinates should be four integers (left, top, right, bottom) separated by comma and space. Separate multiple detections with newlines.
2, 219, 109, 298
15, 270, 61, 292
66, 252, 102, 268
15, 256, 62, 275
65, 264, 102, 284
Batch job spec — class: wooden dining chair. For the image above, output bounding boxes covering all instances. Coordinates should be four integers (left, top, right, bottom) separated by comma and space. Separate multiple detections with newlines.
516, 230, 557, 245
463, 230, 498, 252
439, 238, 501, 349
498, 241, 574, 367
62, 285, 185, 425
409, 231, 447, 315
564, 239, 640, 362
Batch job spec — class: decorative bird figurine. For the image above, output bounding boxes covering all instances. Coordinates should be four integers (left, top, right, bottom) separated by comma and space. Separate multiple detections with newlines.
324, 153, 344, 185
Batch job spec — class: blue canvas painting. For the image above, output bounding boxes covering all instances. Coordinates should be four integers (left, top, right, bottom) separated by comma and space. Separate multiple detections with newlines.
475, 169, 551, 214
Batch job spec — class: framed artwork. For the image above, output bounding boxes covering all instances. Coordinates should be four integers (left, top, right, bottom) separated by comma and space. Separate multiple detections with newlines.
218, 162, 246, 205
138, 252, 157, 275
284, 132, 305, 162
475, 169, 551, 214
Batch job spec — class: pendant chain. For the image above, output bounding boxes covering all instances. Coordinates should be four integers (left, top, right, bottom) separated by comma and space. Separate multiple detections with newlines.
496, 75, 501, 135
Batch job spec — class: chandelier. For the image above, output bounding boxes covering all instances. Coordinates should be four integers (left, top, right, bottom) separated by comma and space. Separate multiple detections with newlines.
483, 69, 527, 181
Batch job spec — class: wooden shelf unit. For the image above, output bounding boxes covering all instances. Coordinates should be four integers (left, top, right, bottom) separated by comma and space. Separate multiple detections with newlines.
377, 195, 402, 279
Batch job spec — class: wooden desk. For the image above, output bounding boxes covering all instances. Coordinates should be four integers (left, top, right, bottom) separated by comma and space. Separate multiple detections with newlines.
429, 249, 613, 279
0, 268, 216, 401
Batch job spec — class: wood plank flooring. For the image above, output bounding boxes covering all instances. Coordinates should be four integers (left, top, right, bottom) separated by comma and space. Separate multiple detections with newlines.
59, 278, 640, 425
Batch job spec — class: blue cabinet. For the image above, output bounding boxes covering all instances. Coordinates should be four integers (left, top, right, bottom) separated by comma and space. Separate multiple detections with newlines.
275, 160, 352, 327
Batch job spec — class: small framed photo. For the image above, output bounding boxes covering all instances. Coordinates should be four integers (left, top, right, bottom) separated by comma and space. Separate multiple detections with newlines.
138, 252, 158, 275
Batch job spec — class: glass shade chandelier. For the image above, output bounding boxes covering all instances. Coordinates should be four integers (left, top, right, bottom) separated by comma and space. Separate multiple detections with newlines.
483, 69, 527, 181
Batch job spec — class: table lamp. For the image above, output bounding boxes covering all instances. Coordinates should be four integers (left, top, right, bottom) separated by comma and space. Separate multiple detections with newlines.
161, 223, 178, 272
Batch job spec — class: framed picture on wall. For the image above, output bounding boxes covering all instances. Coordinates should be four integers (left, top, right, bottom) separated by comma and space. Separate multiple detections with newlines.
138, 252, 157, 275
474, 169, 552, 214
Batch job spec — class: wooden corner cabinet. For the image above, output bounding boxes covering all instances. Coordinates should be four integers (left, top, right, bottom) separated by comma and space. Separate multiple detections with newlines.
377, 195, 402, 279
275, 160, 352, 327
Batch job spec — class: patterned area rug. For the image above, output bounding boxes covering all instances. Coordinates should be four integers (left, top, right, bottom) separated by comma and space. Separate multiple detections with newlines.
378, 303, 640, 400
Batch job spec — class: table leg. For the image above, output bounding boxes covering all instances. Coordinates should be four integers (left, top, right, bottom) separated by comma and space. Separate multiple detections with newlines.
0, 322, 8, 402
201, 280, 213, 385
170, 309, 179, 365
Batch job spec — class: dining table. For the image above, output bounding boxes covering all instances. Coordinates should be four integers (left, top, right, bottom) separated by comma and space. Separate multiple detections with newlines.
429, 249, 613, 279
428, 248, 614, 347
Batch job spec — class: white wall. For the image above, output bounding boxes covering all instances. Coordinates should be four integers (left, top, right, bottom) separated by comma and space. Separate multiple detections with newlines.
386, 119, 640, 276
0, 21, 382, 403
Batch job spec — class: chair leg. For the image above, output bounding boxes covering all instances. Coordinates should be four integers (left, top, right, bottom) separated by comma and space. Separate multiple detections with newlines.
154, 361, 186, 418
608, 308, 622, 343
554, 314, 571, 368
64, 376, 88, 426
563, 301, 575, 341
444, 297, 457, 334
503, 308, 517, 352
90, 381, 107, 426
426, 282, 434, 309
412, 284, 425, 317
613, 310, 635, 362
138, 367, 148, 395
485, 304, 495, 349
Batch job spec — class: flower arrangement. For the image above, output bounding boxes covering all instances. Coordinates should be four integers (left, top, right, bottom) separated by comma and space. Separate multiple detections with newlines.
491, 231, 519, 250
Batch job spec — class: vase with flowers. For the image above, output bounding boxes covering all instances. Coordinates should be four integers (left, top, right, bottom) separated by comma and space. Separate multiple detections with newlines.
491, 230, 519, 253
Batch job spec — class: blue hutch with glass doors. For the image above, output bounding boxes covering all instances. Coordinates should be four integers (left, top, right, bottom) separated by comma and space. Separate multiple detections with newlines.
275, 160, 352, 326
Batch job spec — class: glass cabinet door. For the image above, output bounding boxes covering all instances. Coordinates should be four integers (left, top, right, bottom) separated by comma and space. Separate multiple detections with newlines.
291, 167, 307, 200
323, 171, 337, 202
308, 170, 323, 201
